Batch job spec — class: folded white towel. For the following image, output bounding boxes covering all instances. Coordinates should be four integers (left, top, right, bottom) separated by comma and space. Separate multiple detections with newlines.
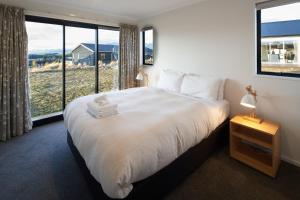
87, 102, 118, 113
87, 107, 118, 118
94, 95, 111, 106
95, 95, 107, 104
97, 99, 109, 106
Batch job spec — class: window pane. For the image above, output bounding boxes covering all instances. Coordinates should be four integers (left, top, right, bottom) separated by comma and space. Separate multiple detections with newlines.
26, 22, 63, 118
98, 29, 119, 92
260, 3, 300, 74
144, 29, 154, 65
65, 27, 96, 104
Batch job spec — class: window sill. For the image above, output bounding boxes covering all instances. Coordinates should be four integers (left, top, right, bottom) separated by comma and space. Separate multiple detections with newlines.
32, 112, 63, 127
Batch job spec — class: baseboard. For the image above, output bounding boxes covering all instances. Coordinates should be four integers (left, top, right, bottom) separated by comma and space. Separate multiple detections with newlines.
281, 155, 300, 168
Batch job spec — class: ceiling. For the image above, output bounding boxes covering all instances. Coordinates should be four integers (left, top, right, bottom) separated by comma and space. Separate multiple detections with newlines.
0, 0, 206, 24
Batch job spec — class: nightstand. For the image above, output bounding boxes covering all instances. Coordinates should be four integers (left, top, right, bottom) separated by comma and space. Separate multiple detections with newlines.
230, 115, 280, 177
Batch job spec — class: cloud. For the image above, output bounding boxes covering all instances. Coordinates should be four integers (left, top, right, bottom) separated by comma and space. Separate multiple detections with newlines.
99, 29, 119, 44
26, 22, 63, 51
26, 22, 119, 52
145, 29, 153, 45
262, 2, 300, 23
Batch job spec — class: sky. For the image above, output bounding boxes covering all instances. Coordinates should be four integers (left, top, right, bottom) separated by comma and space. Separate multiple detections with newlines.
145, 29, 153, 45
26, 22, 119, 53
262, 2, 300, 23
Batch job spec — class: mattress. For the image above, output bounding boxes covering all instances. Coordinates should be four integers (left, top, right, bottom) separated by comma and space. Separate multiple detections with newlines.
63, 87, 229, 199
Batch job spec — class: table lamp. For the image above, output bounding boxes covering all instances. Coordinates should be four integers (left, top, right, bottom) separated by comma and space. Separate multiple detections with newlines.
136, 70, 148, 86
136, 72, 144, 81
240, 85, 263, 123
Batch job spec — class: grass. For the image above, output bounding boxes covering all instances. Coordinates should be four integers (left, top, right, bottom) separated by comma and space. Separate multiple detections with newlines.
262, 64, 300, 73
29, 63, 118, 118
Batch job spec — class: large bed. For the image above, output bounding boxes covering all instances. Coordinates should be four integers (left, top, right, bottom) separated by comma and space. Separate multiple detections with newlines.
64, 86, 229, 199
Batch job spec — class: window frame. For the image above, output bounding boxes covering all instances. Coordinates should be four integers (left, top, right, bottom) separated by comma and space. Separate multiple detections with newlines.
142, 27, 154, 66
256, 9, 300, 78
25, 15, 120, 126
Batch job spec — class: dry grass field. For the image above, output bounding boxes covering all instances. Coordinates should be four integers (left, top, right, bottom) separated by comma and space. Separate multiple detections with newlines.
29, 62, 118, 118
262, 64, 300, 73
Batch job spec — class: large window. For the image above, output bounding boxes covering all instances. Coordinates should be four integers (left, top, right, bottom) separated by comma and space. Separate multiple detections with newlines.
26, 16, 120, 120
257, 2, 300, 77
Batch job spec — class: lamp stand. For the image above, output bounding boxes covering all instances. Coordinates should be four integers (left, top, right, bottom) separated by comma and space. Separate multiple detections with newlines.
144, 73, 149, 87
243, 109, 263, 124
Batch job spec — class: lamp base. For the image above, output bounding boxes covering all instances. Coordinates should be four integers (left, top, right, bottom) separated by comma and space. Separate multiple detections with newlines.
243, 115, 263, 124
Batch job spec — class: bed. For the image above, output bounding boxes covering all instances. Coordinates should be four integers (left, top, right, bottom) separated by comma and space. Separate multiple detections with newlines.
64, 86, 229, 199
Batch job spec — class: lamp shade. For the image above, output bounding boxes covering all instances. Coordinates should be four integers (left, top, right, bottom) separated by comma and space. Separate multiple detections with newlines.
136, 72, 144, 80
240, 94, 256, 108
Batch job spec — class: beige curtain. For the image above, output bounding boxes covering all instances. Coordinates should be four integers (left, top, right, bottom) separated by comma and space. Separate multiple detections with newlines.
0, 4, 32, 141
119, 24, 139, 89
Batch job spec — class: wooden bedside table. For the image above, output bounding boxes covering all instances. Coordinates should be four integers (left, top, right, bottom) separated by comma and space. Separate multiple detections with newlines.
230, 115, 280, 177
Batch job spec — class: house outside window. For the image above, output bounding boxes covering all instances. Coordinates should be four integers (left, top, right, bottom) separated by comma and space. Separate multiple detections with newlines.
100, 53, 106, 60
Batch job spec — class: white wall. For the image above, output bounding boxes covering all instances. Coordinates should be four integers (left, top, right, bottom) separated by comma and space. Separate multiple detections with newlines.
139, 0, 300, 166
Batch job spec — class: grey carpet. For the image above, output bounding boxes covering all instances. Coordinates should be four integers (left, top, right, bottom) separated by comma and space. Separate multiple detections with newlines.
0, 121, 299, 200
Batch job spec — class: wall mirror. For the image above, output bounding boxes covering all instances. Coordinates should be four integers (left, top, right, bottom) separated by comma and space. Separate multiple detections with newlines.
142, 27, 154, 65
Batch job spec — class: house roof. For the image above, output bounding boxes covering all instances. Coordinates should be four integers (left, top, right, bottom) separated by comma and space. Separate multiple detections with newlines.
83, 43, 119, 52
262, 20, 300, 37
72, 42, 153, 54
72, 43, 119, 53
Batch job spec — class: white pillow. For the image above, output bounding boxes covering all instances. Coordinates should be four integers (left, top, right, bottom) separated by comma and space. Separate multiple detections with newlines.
180, 74, 222, 100
157, 69, 184, 92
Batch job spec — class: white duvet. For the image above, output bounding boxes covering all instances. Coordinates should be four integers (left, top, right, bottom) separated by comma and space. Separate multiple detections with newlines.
64, 87, 229, 199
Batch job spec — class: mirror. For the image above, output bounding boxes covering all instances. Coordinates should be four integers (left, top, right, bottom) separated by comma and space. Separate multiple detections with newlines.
142, 27, 154, 65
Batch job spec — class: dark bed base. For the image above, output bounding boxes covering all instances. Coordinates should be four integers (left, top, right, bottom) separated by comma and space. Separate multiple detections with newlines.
67, 118, 229, 200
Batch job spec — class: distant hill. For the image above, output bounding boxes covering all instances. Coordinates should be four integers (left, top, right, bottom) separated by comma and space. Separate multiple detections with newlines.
103, 42, 119, 46
145, 43, 153, 50
29, 42, 153, 55
29, 42, 119, 55
29, 49, 72, 55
